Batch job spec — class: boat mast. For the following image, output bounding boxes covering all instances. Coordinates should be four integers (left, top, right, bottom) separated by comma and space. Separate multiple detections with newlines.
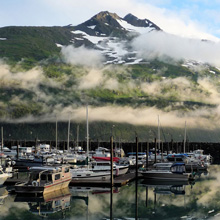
56, 116, 58, 152
86, 105, 89, 168
184, 121, 187, 153
1, 126, 3, 152
76, 124, 79, 147
158, 115, 160, 150
67, 116, 70, 152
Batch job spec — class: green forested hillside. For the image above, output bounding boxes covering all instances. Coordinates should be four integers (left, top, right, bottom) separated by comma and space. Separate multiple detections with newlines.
0, 25, 220, 141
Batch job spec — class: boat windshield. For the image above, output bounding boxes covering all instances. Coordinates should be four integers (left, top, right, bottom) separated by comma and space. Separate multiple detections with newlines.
31, 173, 39, 181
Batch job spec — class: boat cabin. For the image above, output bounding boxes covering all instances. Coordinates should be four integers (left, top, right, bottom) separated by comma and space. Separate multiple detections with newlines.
29, 166, 70, 186
15, 165, 71, 195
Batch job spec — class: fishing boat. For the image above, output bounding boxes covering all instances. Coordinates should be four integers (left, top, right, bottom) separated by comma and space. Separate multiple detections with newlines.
139, 162, 190, 181
15, 165, 71, 195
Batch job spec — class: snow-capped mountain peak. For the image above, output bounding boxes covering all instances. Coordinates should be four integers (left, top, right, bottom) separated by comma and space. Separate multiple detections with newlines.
62, 11, 161, 64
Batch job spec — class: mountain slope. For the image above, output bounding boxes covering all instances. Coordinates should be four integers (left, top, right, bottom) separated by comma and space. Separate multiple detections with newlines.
0, 11, 161, 64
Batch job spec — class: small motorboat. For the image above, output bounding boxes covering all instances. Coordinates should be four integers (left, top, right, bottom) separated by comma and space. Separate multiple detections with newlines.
139, 162, 191, 181
15, 165, 71, 195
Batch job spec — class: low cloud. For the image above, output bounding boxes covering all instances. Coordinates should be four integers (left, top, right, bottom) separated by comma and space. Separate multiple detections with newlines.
10, 105, 220, 130
132, 31, 220, 67
78, 69, 104, 90
61, 45, 105, 68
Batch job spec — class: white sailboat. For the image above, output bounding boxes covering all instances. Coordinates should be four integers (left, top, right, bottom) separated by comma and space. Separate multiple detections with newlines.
70, 105, 111, 182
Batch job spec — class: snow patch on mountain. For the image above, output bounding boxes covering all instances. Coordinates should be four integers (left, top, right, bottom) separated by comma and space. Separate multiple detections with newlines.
87, 25, 96, 29
117, 19, 154, 34
71, 30, 107, 44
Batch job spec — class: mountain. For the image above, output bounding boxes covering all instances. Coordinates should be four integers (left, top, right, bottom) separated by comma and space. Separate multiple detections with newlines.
71, 11, 161, 64
0, 11, 220, 142
0, 11, 161, 64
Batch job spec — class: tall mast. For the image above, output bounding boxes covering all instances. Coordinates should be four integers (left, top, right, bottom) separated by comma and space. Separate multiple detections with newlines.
86, 105, 89, 159
184, 121, 187, 153
1, 127, 3, 152
56, 116, 58, 151
158, 115, 160, 150
76, 125, 79, 147
67, 116, 70, 152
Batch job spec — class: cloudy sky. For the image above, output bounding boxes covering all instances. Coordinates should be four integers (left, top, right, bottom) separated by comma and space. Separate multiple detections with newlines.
1, 0, 220, 41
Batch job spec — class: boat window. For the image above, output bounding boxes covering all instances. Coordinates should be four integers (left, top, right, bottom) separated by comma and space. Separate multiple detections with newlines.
55, 174, 60, 180
86, 174, 91, 176
48, 174, 52, 181
32, 174, 39, 180
64, 167, 69, 173
55, 200, 61, 207
41, 174, 46, 180
176, 158, 183, 161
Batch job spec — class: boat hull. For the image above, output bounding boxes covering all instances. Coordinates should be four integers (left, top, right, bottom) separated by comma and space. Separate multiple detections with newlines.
71, 169, 111, 181
140, 171, 189, 181
15, 178, 71, 195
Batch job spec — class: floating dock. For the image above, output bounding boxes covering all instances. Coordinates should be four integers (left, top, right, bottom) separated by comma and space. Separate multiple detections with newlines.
4, 172, 139, 187
69, 172, 138, 187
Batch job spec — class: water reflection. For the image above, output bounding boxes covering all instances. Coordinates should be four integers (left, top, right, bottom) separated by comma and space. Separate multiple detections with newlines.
15, 187, 71, 218
1, 165, 220, 219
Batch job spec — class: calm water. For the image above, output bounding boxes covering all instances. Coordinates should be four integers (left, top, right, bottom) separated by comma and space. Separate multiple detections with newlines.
0, 165, 220, 220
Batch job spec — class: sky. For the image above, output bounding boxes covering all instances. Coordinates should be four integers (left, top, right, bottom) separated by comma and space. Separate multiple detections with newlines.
1, 0, 220, 41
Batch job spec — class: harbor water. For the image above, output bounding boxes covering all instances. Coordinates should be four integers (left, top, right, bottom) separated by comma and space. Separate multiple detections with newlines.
0, 165, 219, 219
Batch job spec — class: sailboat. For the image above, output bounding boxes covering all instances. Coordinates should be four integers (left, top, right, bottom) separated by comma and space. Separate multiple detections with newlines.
70, 105, 111, 182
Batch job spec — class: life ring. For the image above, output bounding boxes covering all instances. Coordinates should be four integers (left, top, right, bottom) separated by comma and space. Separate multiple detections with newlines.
32, 181, 39, 186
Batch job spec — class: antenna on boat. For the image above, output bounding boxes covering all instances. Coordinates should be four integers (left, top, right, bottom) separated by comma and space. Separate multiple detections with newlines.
184, 121, 187, 153
67, 116, 70, 152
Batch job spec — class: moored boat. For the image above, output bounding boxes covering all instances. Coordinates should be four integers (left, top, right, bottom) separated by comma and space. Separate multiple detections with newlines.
70, 167, 111, 181
139, 162, 190, 181
15, 165, 71, 195
0, 166, 10, 186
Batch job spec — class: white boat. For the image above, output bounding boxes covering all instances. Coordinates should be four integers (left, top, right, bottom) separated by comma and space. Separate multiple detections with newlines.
15, 165, 72, 195
70, 168, 111, 181
192, 149, 213, 166
0, 166, 10, 186
139, 162, 190, 181
91, 160, 129, 176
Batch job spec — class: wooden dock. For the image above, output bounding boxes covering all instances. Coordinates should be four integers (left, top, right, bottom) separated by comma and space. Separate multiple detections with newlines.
69, 172, 138, 187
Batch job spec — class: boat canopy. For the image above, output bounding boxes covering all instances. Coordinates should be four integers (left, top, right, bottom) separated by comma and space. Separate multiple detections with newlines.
127, 152, 146, 155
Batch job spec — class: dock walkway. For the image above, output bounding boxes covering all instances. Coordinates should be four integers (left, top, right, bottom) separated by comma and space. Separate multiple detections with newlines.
5, 172, 139, 187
